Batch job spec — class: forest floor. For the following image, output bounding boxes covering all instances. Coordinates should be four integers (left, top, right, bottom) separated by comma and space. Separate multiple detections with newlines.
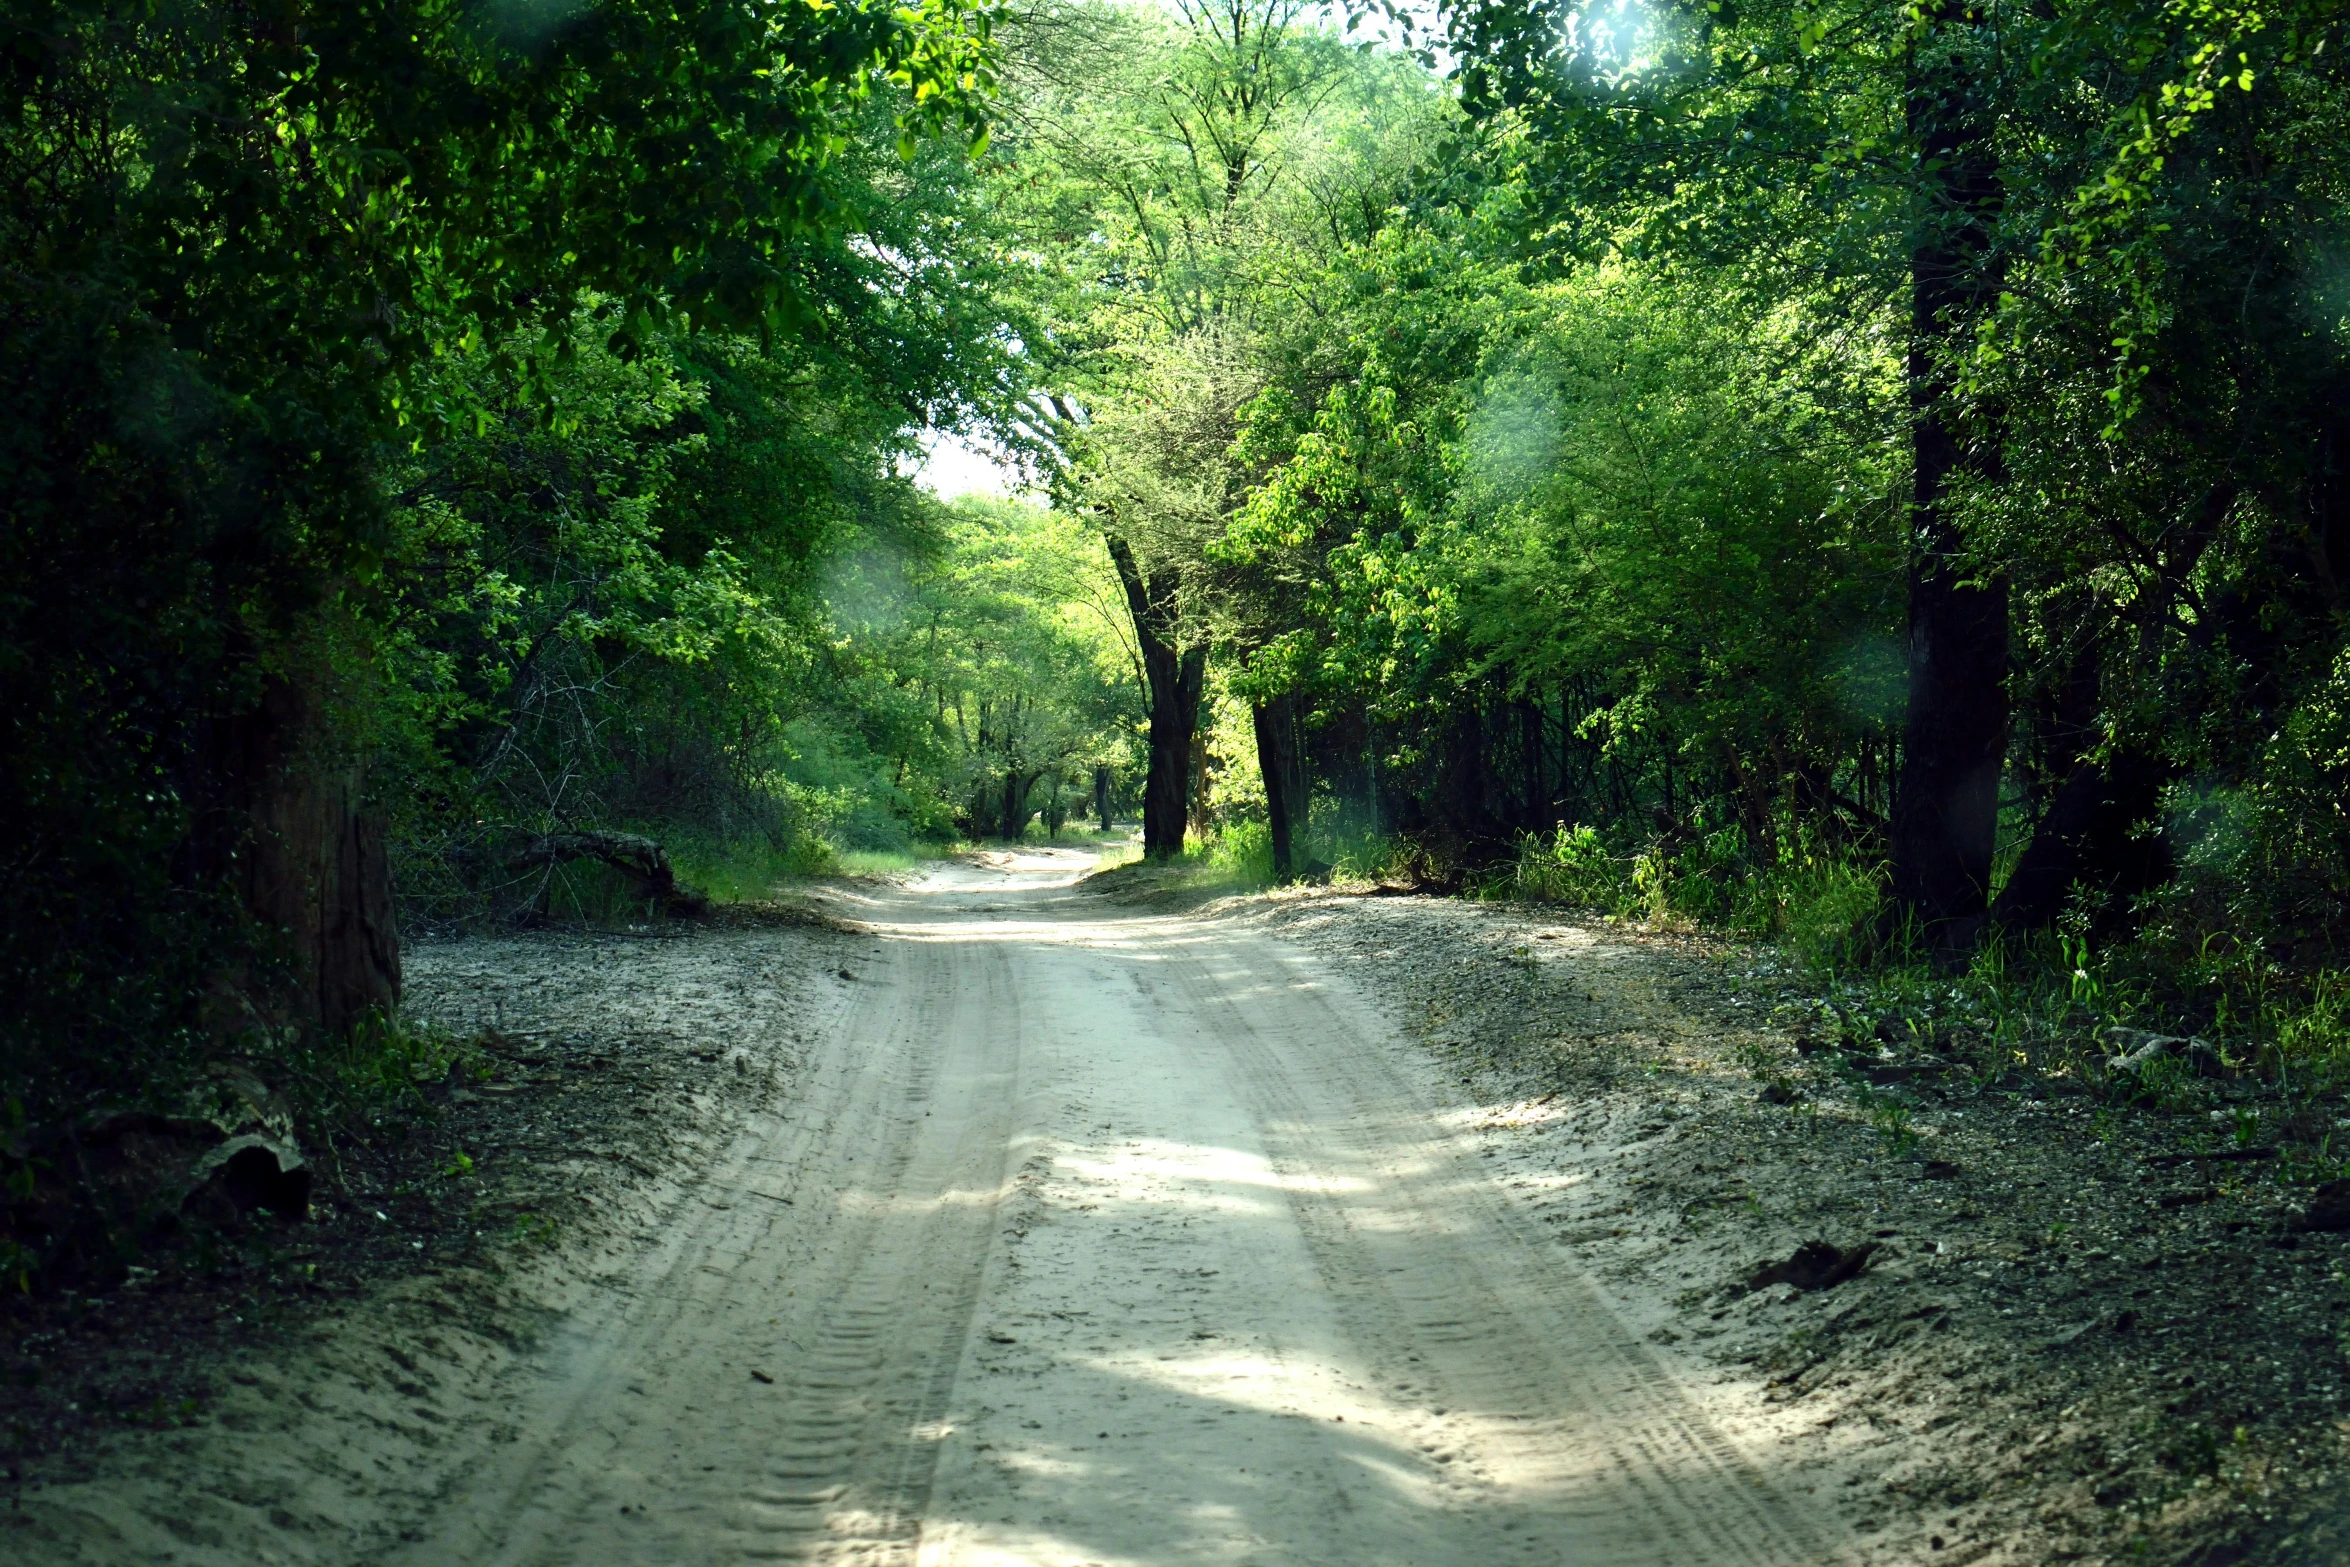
4, 849, 2346, 1564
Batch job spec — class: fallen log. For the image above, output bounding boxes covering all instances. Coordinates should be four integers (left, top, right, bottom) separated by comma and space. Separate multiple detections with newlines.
506, 830, 709, 916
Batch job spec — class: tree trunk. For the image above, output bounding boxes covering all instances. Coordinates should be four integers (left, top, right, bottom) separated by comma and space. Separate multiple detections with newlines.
1993, 483, 2239, 929
1283, 703, 1310, 842
1094, 764, 1113, 831
1252, 697, 1303, 879
187, 675, 401, 1040
1993, 481, 2236, 931
1107, 534, 1207, 860
1889, 4, 2008, 964
1188, 725, 1214, 838
1001, 769, 1031, 842
1991, 642, 2171, 933
1432, 703, 1497, 845
1517, 698, 1545, 833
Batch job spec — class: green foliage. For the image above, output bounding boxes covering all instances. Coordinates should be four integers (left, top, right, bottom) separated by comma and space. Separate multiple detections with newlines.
1775, 860, 1889, 977
1500, 824, 1628, 909
275, 1010, 481, 1140
10, 0, 2350, 1193
0, 0, 1004, 1131
820, 496, 1143, 842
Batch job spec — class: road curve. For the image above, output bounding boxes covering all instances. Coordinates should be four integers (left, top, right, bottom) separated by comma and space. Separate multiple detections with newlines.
383, 849, 1845, 1566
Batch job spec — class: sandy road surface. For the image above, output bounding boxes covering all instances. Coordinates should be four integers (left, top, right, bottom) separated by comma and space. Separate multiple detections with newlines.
356, 849, 1842, 1567
17, 849, 1850, 1565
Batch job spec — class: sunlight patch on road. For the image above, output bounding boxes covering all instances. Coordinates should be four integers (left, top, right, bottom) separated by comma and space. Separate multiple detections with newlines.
1447, 1097, 1572, 1130
1093, 1348, 1380, 1418
1076, 1347, 1483, 1518
836, 1180, 1014, 1215
1089, 1349, 1417, 1444
994, 1448, 1097, 1479
1055, 1138, 1371, 1200
918, 1524, 1151, 1567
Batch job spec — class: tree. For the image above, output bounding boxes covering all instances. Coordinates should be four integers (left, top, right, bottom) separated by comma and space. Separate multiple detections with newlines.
0, 0, 996, 1122
821, 496, 1140, 843
1886, 0, 2010, 959
1005, 0, 1441, 858
1417, 0, 2029, 953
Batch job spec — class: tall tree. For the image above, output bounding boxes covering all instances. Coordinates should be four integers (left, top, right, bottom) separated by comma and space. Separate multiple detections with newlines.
1887, 0, 2009, 959
1003, 0, 1386, 856
1431, 0, 2018, 951
0, 0, 996, 1118
1107, 536, 1210, 856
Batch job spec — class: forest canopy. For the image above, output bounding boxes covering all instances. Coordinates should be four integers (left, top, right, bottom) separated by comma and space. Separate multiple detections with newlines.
4, 0, 2350, 1280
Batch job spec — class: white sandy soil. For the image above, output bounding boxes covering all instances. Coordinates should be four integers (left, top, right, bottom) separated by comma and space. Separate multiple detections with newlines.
15, 848, 1850, 1565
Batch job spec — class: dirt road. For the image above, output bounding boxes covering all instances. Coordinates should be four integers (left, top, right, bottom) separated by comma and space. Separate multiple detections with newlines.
352, 849, 1839, 1566
19, 849, 1849, 1565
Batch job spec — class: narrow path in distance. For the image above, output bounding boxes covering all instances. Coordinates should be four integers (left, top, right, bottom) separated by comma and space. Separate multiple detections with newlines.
383, 848, 1845, 1566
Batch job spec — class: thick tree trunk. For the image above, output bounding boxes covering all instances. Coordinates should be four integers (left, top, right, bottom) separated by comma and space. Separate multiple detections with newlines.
1252, 697, 1303, 879
1001, 769, 1030, 842
1143, 682, 1199, 857
1107, 535, 1207, 861
188, 676, 401, 1040
1889, 5, 2008, 964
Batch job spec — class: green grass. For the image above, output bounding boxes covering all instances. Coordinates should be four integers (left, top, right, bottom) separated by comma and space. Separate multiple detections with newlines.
668, 833, 841, 902
1087, 818, 1389, 892
827, 842, 975, 878
1030, 820, 1131, 844
1084, 835, 1144, 871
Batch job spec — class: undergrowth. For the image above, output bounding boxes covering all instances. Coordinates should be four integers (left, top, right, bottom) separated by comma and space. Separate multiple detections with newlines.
0, 1008, 491, 1296
1113, 817, 1409, 891
1479, 818, 2350, 1110
670, 831, 848, 901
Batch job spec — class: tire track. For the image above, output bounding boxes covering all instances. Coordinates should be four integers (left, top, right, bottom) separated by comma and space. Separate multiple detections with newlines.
377, 918, 1020, 1567
15, 847, 1849, 1567
1157, 928, 1840, 1564
716, 938, 1021, 1566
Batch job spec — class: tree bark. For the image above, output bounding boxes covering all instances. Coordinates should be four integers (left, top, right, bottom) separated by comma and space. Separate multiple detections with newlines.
1991, 643, 2171, 932
1001, 769, 1032, 842
1094, 764, 1113, 831
1251, 697, 1303, 878
1107, 534, 1207, 860
1889, 3, 2008, 964
187, 675, 401, 1039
